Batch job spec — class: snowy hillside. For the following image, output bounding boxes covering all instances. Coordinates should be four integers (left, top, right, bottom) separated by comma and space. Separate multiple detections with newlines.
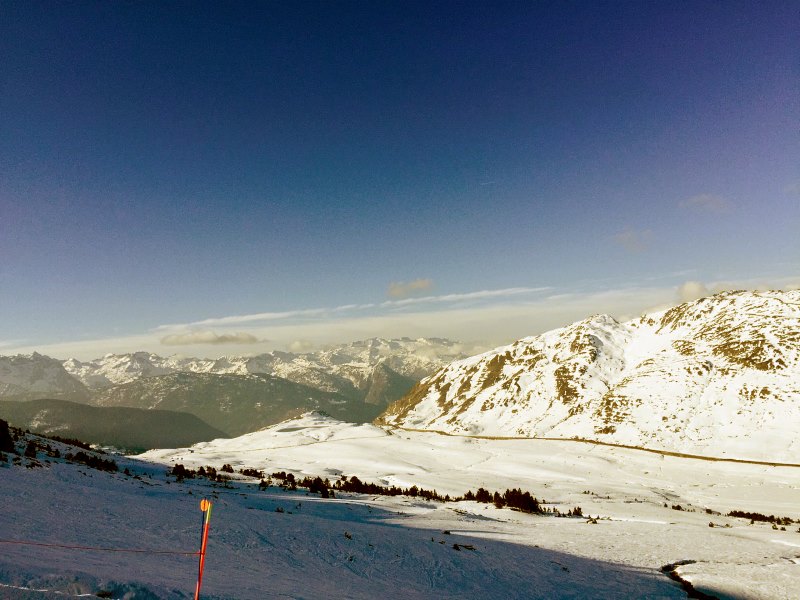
63, 351, 178, 387
378, 290, 800, 462
70, 413, 800, 598
4, 415, 800, 598
1, 430, 682, 599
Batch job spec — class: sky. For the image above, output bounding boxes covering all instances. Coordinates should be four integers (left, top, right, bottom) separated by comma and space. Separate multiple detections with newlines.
1, 1, 798, 360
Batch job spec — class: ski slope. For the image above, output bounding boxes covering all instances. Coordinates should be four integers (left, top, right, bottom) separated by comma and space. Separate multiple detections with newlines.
2, 413, 800, 598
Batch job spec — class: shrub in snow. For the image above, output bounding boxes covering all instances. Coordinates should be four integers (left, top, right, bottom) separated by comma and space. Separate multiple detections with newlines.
24, 440, 37, 459
240, 467, 264, 479
171, 463, 194, 481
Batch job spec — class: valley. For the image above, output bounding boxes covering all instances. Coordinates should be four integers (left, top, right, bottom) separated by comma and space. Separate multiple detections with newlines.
0, 338, 466, 447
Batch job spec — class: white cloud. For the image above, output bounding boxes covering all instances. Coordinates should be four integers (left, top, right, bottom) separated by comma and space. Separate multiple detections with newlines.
157, 286, 552, 330
160, 331, 260, 346
676, 281, 709, 303
3, 285, 665, 359
675, 276, 800, 304
679, 193, 729, 213
0, 339, 26, 349
612, 228, 652, 253
161, 285, 680, 357
288, 340, 316, 353
162, 307, 330, 329
387, 278, 434, 299
381, 286, 551, 308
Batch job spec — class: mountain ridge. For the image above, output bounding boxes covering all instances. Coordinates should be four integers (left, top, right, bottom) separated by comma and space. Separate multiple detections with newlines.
377, 290, 800, 462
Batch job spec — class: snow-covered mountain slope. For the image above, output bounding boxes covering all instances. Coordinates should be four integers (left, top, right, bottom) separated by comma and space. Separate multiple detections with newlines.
63, 351, 192, 387
143, 412, 800, 517
1, 426, 683, 600
5, 415, 800, 599
378, 291, 800, 462
309, 337, 470, 382
0, 352, 90, 401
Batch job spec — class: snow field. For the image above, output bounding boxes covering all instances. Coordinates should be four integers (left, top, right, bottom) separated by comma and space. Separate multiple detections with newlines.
3, 413, 800, 598
138, 414, 800, 598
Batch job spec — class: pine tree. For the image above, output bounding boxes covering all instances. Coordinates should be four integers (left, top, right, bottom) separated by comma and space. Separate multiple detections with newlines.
24, 440, 37, 459
0, 420, 14, 453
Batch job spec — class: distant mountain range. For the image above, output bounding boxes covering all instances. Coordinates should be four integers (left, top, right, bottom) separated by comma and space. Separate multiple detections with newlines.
378, 290, 800, 461
0, 338, 468, 443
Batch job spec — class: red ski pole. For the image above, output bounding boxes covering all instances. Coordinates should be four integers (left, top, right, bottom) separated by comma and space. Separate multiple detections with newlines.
194, 499, 213, 600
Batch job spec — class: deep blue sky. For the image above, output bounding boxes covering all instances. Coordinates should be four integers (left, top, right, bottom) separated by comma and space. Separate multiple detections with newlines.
1, 1, 798, 357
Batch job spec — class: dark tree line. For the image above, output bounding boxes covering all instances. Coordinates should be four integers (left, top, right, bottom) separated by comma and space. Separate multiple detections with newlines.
45, 435, 93, 451
170, 464, 223, 481
273, 472, 554, 516
65, 451, 118, 472
328, 474, 445, 502
461, 487, 547, 514
165, 462, 592, 519
728, 510, 794, 525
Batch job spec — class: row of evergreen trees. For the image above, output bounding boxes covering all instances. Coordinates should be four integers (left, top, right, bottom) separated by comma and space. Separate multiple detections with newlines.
464, 487, 542, 513
165, 462, 590, 518
463, 487, 583, 516
64, 450, 118, 472
727, 509, 794, 525
271, 472, 552, 515
170, 463, 222, 481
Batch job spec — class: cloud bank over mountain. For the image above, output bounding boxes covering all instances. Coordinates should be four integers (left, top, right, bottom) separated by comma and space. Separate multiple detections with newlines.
160, 331, 260, 346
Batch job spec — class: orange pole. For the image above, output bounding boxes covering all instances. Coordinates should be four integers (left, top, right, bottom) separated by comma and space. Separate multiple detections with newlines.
194, 500, 212, 600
